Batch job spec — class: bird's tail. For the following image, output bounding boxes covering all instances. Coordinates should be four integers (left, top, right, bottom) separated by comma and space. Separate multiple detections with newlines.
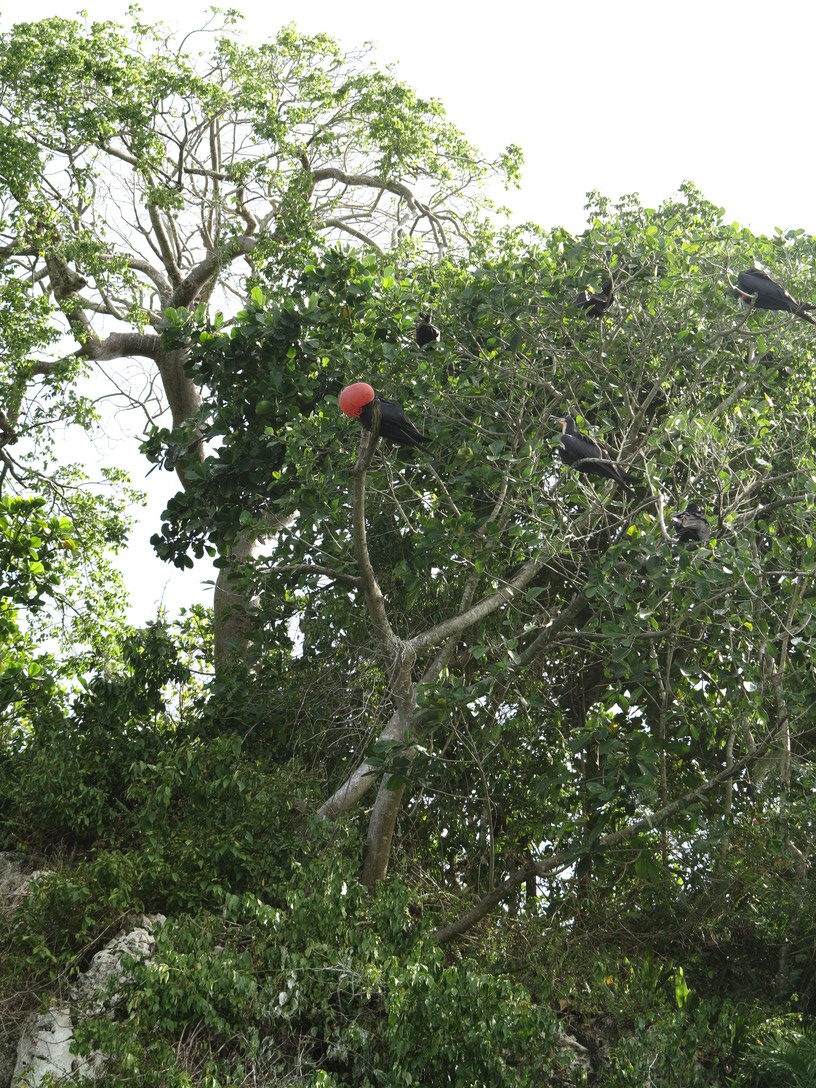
796, 307, 816, 326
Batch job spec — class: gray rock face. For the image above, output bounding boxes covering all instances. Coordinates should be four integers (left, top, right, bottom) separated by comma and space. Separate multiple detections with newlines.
71, 918, 163, 1017
12, 1007, 75, 1086
9, 915, 165, 1087
0, 854, 53, 913
557, 1030, 592, 1072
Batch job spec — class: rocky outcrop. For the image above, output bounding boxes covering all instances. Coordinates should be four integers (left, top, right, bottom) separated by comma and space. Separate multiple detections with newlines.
70, 916, 164, 1017
12, 1007, 75, 1086
556, 1030, 592, 1074
8, 914, 165, 1088
0, 854, 53, 914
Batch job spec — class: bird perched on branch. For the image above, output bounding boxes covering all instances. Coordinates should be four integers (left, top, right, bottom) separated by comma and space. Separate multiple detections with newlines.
339, 382, 430, 448
554, 416, 636, 490
735, 269, 816, 326
672, 503, 710, 543
415, 313, 440, 348
575, 278, 614, 318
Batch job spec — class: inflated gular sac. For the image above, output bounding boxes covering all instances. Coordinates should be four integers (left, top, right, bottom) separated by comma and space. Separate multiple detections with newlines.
339, 383, 430, 447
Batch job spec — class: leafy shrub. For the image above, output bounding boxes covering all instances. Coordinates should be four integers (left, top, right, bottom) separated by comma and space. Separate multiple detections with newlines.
0, 624, 185, 849
737, 1019, 816, 1087
68, 861, 558, 1087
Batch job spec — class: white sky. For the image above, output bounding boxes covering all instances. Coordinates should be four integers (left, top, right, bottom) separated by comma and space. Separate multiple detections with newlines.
8, 0, 816, 622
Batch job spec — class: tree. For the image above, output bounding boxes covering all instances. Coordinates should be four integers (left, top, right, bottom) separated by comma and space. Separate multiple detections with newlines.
0, 10, 521, 665
160, 185, 816, 940
3, 15, 816, 1079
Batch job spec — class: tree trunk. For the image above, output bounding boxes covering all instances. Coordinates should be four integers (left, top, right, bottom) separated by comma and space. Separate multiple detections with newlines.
213, 534, 260, 671
154, 346, 204, 487
152, 344, 270, 672
361, 777, 409, 891
212, 512, 296, 670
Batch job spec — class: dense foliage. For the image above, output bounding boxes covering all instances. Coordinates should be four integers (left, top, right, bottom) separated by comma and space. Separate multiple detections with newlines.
1, 10, 816, 1085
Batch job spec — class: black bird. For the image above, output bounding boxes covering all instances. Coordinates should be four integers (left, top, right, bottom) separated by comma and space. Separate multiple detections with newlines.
415, 313, 440, 347
576, 278, 614, 318
672, 503, 710, 543
555, 416, 636, 489
339, 382, 430, 448
735, 269, 816, 326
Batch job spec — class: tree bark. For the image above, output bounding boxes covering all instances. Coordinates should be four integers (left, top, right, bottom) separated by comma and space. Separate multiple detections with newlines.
213, 511, 297, 670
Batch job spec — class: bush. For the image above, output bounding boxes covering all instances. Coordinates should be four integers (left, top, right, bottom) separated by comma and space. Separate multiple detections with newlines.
68, 862, 559, 1087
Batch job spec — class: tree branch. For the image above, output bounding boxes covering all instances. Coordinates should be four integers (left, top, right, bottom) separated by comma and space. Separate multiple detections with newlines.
407, 554, 544, 656
265, 563, 361, 587
322, 217, 383, 252
311, 166, 422, 212
170, 233, 258, 308
352, 409, 398, 653
432, 724, 779, 944
147, 202, 183, 288
317, 591, 584, 822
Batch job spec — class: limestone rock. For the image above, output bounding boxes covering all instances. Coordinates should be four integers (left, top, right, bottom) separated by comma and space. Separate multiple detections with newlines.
10, 915, 165, 1086
0, 855, 53, 913
556, 1030, 592, 1072
11, 1006, 74, 1087
71, 916, 164, 1017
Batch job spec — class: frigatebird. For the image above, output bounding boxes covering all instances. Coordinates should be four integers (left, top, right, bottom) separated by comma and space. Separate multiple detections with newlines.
576, 278, 614, 318
735, 269, 816, 326
672, 503, 710, 543
555, 416, 635, 490
415, 313, 440, 348
339, 382, 429, 448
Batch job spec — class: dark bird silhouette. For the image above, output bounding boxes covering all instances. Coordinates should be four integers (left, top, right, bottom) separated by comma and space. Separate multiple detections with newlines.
672, 503, 710, 543
735, 269, 816, 326
339, 382, 429, 448
576, 278, 614, 318
415, 313, 440, 347
555, 416, 636, 490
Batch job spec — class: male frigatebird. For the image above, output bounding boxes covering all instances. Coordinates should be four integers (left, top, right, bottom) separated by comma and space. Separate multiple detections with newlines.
672, 503, 710, 543
576, 278, 614, 318
339, 382, 430, 448
555, 416, 635, 490
415, 313, 440, 348
735, 269, 816, 326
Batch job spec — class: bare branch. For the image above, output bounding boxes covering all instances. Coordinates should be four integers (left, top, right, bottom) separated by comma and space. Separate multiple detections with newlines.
407, 555, 544, 656
147, 202, 183, 287
322, 217, 383, 251
171, 232, 258, 308
352, 413, 399, 654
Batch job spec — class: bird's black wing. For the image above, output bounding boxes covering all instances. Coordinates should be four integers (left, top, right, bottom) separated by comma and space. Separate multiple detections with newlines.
672, 509, 710, 542
378, 397, 430, 447
560, 431, 635, 487
415, 319, 440, 347
575, 286, 612, 317
737, 270, 797, 312
560, 431, 602, 466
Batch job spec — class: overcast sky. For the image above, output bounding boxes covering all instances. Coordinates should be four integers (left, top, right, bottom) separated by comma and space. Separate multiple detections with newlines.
9, 0, 816, 621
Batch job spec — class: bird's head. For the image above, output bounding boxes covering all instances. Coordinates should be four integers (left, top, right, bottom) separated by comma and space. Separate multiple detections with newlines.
339, 382, 376, 419
686, 502, 701, 515
550, 415, 575, 434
